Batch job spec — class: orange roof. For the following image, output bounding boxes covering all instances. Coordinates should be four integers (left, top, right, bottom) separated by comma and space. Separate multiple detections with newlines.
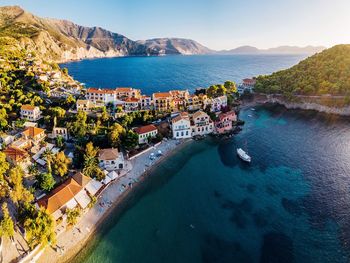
134, 124, 157, 135
124, 97, 140, 103
98, 148, 119, 160
37, 172, 90, 214
4, 147, 28, 163
115, 87, 133, 92
87, 88, 115, 94
23, 126, 45, 138
192, 110, 207, 119
21, 104, 37, 111
153, 92, 171, 99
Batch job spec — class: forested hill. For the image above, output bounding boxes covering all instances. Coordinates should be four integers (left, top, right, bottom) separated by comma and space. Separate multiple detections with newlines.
255, 45, 350, 96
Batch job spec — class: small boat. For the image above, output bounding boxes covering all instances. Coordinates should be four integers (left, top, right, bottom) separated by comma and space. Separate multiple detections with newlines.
237, 148, 251, 163
248, 114, 252, 117
251, 108, 255, 111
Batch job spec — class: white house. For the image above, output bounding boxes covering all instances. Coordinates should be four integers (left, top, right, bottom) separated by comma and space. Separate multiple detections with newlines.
98, 148, 125, 171
20, 105, 42, 121
134, 124, 158, 144
51, 127, 69, 140
191, 110, 214, 136
171, 112, 192, 139
139, 95, 152, 110
210, 95, 228, 112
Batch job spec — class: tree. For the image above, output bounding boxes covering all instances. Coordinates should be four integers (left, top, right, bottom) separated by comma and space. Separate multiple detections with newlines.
62, 68, 69, 75
0, 108, 8, 130
56, 135, 64, 148
52, 151, 71, 177
7, 166, 33, 204
37, 173, 55, 191
49, 107, 66, 119
101, 107, 110, 122
42, 149, 54, 174
23, 208, 56, 249
207, 85, 218, 98
224, 81, 237, 93
108, 123, 125, 147
0, 152, 9, 181
216, 84, 227, 96
68, 110, 87, 138
122, 130, 138, 150
65, 95, 76, 106
66, 207, 81, 226
83, 142, 104, 180
0, 203, 14, 238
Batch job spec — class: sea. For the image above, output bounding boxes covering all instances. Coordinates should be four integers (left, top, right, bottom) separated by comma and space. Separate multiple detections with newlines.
61, 55, 350, 263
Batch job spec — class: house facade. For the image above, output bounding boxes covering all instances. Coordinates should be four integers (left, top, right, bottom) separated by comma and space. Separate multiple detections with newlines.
123, 98, 140, 112
171, 112, 192, 139
215, 111, 237, 134
20, 105, 42, 121
134, 124, 158, 144
98, 148, 125, 171
153, 92, 173, 112
191, 111, 214, 136
210, 95, 228, 112
139, 95, 152, 110
76, 99, 95, 112
115, 87, 141, 99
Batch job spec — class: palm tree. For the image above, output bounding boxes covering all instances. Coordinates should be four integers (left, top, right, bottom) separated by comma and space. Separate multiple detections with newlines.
42, 149, 54, 173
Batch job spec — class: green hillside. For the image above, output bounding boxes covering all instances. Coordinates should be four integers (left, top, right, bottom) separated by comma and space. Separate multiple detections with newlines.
255, 45, 350, 96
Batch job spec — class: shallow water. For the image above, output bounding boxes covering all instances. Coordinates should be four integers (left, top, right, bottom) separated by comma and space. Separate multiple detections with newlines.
74, 105, 350, 263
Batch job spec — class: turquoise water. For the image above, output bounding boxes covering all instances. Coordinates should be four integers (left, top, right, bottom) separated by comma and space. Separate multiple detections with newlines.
74, 106, 350, 263
61, 54, 306, 93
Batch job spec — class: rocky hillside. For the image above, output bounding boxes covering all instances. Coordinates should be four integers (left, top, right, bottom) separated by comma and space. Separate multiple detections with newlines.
0, 6, 212, 62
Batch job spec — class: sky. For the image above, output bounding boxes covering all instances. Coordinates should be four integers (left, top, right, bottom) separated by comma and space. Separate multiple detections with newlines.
2, 0, 350, 50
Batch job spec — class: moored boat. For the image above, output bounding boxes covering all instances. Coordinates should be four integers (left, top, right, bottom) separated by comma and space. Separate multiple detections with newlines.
237, 148, 251, 162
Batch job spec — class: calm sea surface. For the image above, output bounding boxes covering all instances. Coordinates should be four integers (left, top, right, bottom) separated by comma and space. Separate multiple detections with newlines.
62, 55, 350, 263
61, 54, 306, 93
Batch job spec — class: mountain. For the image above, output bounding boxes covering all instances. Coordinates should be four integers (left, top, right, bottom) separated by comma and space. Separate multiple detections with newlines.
0, 6, 212, 62
254, 45, 350, 96
218, 45, 326, 55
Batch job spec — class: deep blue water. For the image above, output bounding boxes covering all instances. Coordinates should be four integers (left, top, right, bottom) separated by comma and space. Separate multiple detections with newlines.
75, 106, 350, 263
61, 54, 306, 93
63, 55, 350, 262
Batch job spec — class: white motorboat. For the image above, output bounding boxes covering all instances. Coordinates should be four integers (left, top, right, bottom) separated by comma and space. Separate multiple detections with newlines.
237, 148, 251, 163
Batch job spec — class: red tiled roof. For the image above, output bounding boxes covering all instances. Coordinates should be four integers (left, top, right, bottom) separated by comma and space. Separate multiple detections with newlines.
124, 98, 140, 103
23, 126, 45, 138
98, 148, 119, 160
87, 88, 115, 94
115, 87, 133, 92
21, 104, 37, 111
134, 124, 157, 135
4, 147, 28, 163
153, 92, 171, 98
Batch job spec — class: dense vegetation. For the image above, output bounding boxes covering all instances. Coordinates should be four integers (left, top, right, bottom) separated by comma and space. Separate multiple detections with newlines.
255, 45, 350, 97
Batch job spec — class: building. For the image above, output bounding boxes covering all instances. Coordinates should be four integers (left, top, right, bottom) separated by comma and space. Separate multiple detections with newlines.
215, 111, 237, 134
0, 134, 14, 148
242, 78, 256, 87
98, 148, 125, 171
115, 87, 141, 99
22, 126, 46, 145
86, 88, 117, 105
3, 146, 30, 167
191, 111, 214, 136
20, 105, 42, 121
36, 172, 96, 220
187, 94, 209, 111
76, 99, 95, 112
123, 98, 140, 112
153, 92, 173, 112
139, 95, 152, 110
51, 127, 69, 140
238, 78, 256, 94
210, 95, 228, 112
134, 124, 158, 144
171, 112, 192, 139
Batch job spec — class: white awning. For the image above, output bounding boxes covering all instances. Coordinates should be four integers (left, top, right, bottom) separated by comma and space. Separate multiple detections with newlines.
108, 171, 118, 180
74, 190, 91, 209
102, 175, 112, 185
85, 179, 103, 196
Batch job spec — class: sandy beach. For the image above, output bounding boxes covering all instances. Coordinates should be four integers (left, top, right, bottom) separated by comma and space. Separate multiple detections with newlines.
34, 138, 191, 263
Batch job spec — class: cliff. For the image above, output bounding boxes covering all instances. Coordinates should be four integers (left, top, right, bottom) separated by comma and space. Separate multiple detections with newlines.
0, 6, 212, 62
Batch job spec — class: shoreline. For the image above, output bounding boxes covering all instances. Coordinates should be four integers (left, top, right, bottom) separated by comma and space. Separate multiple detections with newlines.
36, 139, 192, 263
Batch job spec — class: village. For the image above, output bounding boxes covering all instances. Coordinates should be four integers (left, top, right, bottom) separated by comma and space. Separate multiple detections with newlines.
0, 53, 256, 262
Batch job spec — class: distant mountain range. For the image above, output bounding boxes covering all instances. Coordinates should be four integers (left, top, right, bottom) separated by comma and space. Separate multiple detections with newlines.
217, 45, 326, 55
0, 6, 326, 62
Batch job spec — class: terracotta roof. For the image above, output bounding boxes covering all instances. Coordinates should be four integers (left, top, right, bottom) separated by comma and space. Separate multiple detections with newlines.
72, 172, 92, 187
192, 110, 206, 119
23, 126, 45, 138
87, 88, 115, 94
21, 104, 37, 111
115, 87, 133, 92
134, 124, 157, 135
218, 111, 236, 121
4, 147, 28, 163
37, 178, 82, 214
153, 92, 171, 99
98, 148, 119, 161
124, 98, 140, 103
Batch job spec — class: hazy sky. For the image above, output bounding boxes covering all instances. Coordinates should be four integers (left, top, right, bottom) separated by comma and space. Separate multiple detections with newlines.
2, 0, 350, 50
